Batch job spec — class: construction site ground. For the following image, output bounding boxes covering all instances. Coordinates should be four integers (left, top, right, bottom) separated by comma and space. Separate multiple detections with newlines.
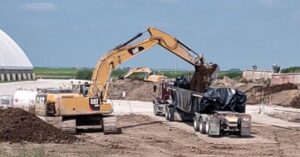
1, 79, 300, 156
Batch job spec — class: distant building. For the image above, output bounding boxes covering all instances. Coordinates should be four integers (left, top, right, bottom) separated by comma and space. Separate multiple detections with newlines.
0, 29, 34, 81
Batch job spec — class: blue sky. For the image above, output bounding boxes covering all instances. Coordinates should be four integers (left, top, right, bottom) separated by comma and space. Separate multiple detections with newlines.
0, 0, 300, 70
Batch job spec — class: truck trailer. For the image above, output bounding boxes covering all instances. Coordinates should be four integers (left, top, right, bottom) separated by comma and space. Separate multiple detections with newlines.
153, 81, 251, 136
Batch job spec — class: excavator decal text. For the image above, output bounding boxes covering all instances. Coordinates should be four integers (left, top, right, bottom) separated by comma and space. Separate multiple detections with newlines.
128, 46, 144, 55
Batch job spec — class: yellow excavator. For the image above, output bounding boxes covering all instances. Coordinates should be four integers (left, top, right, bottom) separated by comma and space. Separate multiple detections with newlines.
122, 67, 166, 83
35, 27, 217, 133
123, 67, 153, 79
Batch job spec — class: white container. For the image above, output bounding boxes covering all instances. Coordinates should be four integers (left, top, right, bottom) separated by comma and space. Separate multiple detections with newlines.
13, 89, 37, 113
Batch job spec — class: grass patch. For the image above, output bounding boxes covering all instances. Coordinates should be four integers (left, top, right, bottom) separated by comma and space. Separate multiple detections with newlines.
34, 67, 243, 81
34, 67, 78, 79
281, 66, 300, 73
218, 71, 242, 80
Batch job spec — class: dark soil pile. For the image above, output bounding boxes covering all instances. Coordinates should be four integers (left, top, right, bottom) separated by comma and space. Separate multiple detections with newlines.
109, 79, 157, 101
0, 108, 77, 143
189, 64, 218, 92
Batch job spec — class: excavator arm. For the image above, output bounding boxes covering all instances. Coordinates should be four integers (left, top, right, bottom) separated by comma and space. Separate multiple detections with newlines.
88, 37, 158, 99
148, 27, 203, 65
88, 27, 210, 100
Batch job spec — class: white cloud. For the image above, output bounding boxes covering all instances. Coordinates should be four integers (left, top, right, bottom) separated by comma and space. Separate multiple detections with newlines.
21, 2, 57, 12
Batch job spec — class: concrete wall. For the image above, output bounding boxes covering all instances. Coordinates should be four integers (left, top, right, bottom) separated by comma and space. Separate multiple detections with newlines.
272, 73, 300, 85
242, 70, 273, 81
0, 69, 34, 82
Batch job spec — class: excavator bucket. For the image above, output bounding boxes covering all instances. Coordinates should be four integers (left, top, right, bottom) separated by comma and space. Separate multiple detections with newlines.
189, 63, 219, 93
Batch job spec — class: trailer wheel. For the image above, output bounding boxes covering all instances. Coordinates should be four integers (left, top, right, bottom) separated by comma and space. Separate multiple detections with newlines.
168, 107, 174, 121
165, 107, 169, 120
205, 119, 210, 135
199, 118, 206, 134
193, 118, 200, 132
153, 105, 159, 116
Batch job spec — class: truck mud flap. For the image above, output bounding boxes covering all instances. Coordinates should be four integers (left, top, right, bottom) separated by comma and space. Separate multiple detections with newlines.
208, 119, 220, 136
240, 121, 251, 136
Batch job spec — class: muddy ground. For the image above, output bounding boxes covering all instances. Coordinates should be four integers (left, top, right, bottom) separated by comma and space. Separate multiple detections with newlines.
0, 114, 299, 157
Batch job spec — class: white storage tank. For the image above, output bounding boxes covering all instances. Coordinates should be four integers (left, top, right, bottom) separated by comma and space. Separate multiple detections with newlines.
13, 89, 37, 113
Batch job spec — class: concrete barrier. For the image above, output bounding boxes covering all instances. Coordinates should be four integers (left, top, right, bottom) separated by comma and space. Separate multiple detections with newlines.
11, 73, 16, 81
22, 73, 27, 80
27, 73, 31, 80
242, 70, 273, 81
17, 73, 22, 81
272, 73, 300, 85
32, 73, 36, 80
0, 71, 34, 82
0, 74, 4, 81
5, 73, 10, 81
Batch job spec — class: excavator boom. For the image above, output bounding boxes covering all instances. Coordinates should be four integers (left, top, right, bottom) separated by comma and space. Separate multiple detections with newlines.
89, 27, 209, 100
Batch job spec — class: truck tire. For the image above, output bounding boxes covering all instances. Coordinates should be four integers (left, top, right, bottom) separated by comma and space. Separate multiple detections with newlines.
193, 118, 200, 132
168, 107, 174, 121
205, 119, 210, 135
153, 105, 159, 116
165, 107, 169, 120
199, 118, 206, 134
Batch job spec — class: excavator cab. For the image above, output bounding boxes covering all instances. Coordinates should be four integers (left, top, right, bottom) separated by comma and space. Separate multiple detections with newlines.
79, 83, 90, 97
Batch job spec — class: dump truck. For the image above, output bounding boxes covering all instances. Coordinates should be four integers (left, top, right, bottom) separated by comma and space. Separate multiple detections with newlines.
153, 80, 251, 136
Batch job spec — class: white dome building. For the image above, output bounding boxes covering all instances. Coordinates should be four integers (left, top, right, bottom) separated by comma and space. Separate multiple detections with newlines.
0, 29, 34, 81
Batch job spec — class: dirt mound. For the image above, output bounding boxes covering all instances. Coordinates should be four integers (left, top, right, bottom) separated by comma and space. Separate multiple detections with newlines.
243, 83, 299, 105
244, 83, 298, 95
212, 79, 300, 107
212, 76, 237, 88
118, 114, 154, 125
0, 108, 77, 143
109, 79, 157, 101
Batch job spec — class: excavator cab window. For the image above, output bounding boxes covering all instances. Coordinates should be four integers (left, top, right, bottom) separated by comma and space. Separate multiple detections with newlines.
80, 84, 89, 97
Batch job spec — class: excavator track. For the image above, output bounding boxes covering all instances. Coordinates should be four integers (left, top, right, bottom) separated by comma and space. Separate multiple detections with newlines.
61, 119, 76, 134
103, 116, 120, 135
40, 115, 120, 134
39, 116, 76, 133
